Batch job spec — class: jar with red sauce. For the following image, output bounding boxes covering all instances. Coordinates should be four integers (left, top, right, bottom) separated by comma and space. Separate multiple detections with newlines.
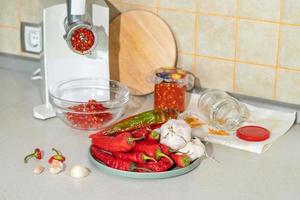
154, 67, 193, 113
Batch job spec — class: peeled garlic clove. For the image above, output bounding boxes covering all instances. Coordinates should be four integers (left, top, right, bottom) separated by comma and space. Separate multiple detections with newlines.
49, 160, 64, 174
33, 165, 45, 175
70, 165, 90, 178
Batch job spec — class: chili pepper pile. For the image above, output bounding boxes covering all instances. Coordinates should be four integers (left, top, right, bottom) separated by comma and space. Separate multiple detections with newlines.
66, 99, 113, 130
90, 111, 194, 172
71, 27, 95, 53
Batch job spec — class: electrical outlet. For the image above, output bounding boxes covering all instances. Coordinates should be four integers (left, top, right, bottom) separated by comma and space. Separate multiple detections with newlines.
21, 22, 43, 54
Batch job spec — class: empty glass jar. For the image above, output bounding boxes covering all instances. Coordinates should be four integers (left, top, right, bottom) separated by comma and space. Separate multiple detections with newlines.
197, 89, 249, 131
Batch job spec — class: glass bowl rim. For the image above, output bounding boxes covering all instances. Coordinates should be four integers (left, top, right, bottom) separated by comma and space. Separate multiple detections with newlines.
49, 77, 129, 108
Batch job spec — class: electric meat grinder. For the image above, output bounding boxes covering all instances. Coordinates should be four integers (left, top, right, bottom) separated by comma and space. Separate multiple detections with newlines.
33, 0, 110, 120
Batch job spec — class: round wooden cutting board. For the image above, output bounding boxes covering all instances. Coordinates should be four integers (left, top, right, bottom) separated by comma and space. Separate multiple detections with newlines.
109, 10, 177, 95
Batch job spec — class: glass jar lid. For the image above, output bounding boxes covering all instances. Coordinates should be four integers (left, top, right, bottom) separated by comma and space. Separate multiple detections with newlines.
155, 67, 187, 84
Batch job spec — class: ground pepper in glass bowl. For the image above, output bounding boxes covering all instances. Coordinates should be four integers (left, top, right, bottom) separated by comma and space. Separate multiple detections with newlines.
154, 67, 193, 113
49, 78, 129, 131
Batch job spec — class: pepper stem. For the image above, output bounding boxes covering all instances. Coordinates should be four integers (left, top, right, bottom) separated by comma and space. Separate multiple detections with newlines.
52, 148, 61, 155
24, 153, 35, 163
142, 154, 157, 162
127, 136, 144, 144
129, 162, 152, 172
150, 131, 160, 140
181, 156, 191, 167
134, 167, 152, 172
156, 150, 173, 164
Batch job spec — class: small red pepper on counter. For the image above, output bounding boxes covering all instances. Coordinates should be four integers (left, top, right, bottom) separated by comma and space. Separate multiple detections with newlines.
137, 157, 174, 172
133, 142, 173, 163
48, 148, 66, 164
170, 153, 191, 168
92, 132, 143, 153
113, 152, 156, 164
91, 146, 150, 172
24, 148, 43, 163
90, 109, 178, 137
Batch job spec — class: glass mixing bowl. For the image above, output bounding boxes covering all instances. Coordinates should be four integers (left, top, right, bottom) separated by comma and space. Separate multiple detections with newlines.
49, 78, 129, 130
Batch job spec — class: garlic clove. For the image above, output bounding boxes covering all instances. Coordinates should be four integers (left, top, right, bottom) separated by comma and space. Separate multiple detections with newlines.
49, 160, 64, 174
33, 165, 45, 175
70, 165, 90, 178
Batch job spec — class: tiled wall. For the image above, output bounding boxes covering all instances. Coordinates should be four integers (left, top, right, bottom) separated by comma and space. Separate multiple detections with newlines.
108, 0, 300, 105
1, 0, 300, 105
0, 0, 40, 58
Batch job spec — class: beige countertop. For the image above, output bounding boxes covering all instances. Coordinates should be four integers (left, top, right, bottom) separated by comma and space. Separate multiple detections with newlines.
0, 68, 299, 200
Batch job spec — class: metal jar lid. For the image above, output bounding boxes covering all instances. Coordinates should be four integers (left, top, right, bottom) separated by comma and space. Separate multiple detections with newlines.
236, 126, 270, 142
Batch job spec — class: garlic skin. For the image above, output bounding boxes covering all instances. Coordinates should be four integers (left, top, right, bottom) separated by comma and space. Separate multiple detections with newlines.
33, 165, 45, 175
49, 160, 64, 174
179, 137, 205, 161
70, 165, 90, 178
160, 119, 192, 150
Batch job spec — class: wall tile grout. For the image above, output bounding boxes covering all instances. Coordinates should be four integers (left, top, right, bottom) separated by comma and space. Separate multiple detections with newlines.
193, 0, 199, 75
156, 0, 160, 14
232, 0, 240, 92
180, 52, 276, 68
16, 0, 22, 55
0, 25, 19, 30
178, 51, 300, 73
120, 2, 300, 28
273, 0, 284, 100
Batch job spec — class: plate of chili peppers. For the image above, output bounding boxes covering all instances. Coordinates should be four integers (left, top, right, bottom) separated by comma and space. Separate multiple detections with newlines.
89, 148, 201, 179
88, 109, 202, 179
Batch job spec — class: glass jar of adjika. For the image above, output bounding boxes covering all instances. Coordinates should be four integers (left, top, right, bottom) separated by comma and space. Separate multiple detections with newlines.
154, 67, 193, 113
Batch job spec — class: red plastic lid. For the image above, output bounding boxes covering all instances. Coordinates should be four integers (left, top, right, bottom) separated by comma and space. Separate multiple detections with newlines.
236, 126, 270, 142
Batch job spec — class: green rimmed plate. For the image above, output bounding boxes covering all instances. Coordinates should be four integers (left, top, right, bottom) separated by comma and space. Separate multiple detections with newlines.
88, 148, 201, 179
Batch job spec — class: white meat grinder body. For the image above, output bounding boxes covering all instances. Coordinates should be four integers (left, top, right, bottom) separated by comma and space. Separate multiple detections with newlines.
33, 1, 110, 120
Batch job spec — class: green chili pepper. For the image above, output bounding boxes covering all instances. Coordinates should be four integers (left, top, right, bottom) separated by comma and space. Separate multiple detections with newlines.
90, 109, 178, 137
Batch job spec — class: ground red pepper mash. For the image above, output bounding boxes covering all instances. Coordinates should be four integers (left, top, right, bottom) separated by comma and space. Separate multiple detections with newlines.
71, 27, 95, 53
66, 99, 112, 130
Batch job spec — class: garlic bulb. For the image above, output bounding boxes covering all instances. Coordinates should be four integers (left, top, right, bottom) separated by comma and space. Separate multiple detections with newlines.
33, 165, 45, 175
160, 119, 191, 150
70, 165, 90, 178
49, 160, 64, 174
179, 137, 205, 161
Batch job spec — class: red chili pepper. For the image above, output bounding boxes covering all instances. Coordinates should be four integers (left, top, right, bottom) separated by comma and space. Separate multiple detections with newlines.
170, 153, 191, 168
150, 124, 162, 130
133, 142, 173, 163
48, 148, 65, 164
159, 143, 174, 155
92, 132, 143, 153
90, 109, 178, 137
131, 127, 150, 138
137, 157, 174, 172
113, 152, 156, 164
91, 146, 150, 172
146, 130, 160, 143
24, 148, 43, 163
